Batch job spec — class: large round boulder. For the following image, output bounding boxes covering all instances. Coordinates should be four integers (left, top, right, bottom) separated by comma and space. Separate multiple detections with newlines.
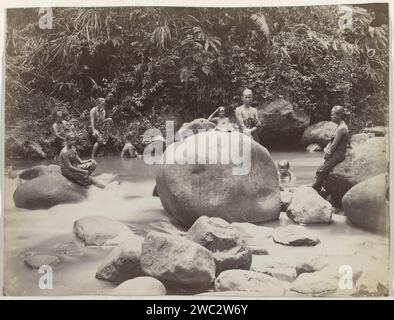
156, 131, 281, 226
301, 121, 337, 147
324, 137, 388, 206
342, 174, 389, 233
258, 99, 310, 146
13, 173, 87, 209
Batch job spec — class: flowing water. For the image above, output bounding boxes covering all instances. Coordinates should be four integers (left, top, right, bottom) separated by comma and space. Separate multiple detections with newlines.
2, 151, 390, 296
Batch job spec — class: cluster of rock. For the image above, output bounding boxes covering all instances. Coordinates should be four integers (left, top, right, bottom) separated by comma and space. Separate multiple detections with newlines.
68, 214, 387, 296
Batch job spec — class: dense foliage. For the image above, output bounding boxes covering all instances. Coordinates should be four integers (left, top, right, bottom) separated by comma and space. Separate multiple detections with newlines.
5, 5, 389, 159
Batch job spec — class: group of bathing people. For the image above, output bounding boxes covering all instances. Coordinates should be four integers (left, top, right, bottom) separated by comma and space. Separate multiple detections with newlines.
52, 89, 349, 196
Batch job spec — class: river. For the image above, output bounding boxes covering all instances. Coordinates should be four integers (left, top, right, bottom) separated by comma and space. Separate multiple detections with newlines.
2, 151, 390, 296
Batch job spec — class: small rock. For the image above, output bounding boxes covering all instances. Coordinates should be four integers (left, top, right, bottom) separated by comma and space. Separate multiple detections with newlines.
258, 267, 297, 282
362, 126, 388, 137
273, 225, 320, 246
306, 143, 322, 153
290, 273, 337, 296
140, 232, 215, 290
186, 217, 252, 274
231, 222, 272, 254
74, 216, 132, 246
215, 270, 287, 296
296, 255, 328, 275
96, 237, 145, 282
24, 254, 61, 269
111, 277, 166, 296
286, 186, 332, 224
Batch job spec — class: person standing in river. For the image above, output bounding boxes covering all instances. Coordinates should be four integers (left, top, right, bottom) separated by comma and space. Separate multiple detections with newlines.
312, 105, 349, 194
235, 89, 262, 142
90, 97, 114, 158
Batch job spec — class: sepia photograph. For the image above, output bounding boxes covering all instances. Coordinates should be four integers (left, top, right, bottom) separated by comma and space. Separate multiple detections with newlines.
1, 1, 391, 298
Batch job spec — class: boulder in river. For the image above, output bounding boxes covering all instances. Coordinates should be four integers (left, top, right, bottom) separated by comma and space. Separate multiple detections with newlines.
362, 126, 388, 137
258, 99, 310, 146
325, 137, 388, 206
214, 270, 287, 296
306, 143, 323, 153
13, 172, 87, 209
96, 237, 145, 282
273, 225, 320, 246
73, 216, 132, 246
301, 121, 337, 147
286, 186, 332, 224
140, 232, 215, 290
111, 277, 167, 296
186, 216, 252, 274
231, 222, 273, 254
342, 174, 389, 233
156, 130, 281, 226
350, 133, 375, 148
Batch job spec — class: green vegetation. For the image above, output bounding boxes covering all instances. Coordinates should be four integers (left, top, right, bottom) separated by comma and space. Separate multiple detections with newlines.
5, 6, 389, 159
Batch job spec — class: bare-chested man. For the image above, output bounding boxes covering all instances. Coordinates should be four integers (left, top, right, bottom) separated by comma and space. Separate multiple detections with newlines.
90, 97, 114, 158
235, 89, 261, 141
312, 105, 349, 193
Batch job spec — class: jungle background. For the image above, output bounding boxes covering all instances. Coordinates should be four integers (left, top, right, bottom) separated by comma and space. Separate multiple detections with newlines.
4, 4, 389, 159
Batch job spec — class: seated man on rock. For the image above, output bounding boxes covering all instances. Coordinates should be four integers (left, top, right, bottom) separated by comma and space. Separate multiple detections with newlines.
208, 106, 234, 132
312, 105, 349, 194
59, 133, 104, 188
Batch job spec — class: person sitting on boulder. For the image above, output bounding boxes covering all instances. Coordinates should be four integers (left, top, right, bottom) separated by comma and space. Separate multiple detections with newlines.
235, 88, 262, 142
59, 132, 104, 188
312, 105, 349, 194
121, 132, 138, 158
278, 160, 296, 191
208, 106, 233, 132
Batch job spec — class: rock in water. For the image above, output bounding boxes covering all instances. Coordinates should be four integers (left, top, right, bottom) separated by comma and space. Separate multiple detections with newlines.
13, 173, 87, 209
273, 225, 320, 246
214, 270, 287, 296
156, 131, 281, 226
74, 216, 132, 246
258, 99, 310, 144
342, 174, 389, 233
306, 143, 323, 153
17, 164, 61, 180
24, 254, 61, 269
350, 133, 375, 148
301, 121, 337, 147
286, 186, 332, 224
140, 232, 215, 290
290, 273, 337, 296
362, 126, 388, 137
186, 216, 252, 274
96, 237, 145, 282
111, 277, 167, 296
325, 137, 388, 206
231, 222, 273, 254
